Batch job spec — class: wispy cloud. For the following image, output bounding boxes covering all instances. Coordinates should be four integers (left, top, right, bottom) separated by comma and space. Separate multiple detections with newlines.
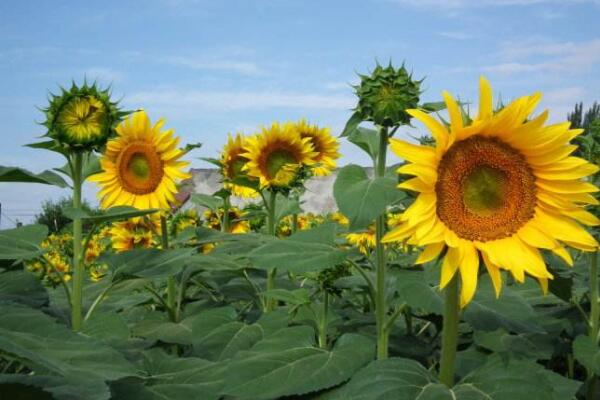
484, 38, 600, 75
437, 31, 473, 40
128, 89, 354, 111
83, 67, 124, 83
164, 56, 263, 75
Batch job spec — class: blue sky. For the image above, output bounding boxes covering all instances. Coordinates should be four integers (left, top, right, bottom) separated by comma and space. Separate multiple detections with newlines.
1, 0, 599, 226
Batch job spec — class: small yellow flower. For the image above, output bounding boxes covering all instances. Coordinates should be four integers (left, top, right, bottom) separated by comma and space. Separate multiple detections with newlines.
221, 133, 259, 198
293, 119, 340, 176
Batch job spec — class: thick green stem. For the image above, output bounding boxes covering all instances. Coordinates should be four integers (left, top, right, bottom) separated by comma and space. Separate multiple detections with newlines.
439, 275, 460, 387
375, 126, 389, 360
161, 215, 177, 322
265, 190, 277, 312
222, 195, 231, 233
587, 251, 599, 400
318, 291, 329, 349
70, 152, 84, 331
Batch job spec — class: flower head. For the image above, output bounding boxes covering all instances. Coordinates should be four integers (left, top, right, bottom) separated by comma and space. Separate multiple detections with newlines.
383, 77, 599, 307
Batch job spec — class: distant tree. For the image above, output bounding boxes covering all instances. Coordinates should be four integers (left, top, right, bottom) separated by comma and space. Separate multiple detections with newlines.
568, 102, 600, 164
34, 197, 96, 234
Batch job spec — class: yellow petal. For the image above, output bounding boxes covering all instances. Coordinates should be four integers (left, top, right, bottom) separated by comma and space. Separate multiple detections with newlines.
440, 246, 462, 289
443, 90, 463, 139
407, 108, 449, 151
416, 242, 445, 264
477, 76, 493, 121
389, 138, 437, 165
459, 242, 479, 307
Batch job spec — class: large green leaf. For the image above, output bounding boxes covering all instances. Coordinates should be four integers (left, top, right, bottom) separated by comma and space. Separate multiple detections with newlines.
110, 349, 223, 400
222, 327, 374, 400
103, 248, 196, 280
348, 127, 379, 162
0, 166, 69, 187
340, 111, 363, 137
334, 164, 404, 230
249, 238, 348, 273
573, 335, 600, 375
0, 374, 109, 400
320, 355, 579, 400
63, 205, 158, 224
0, 224, 48, 260
132, 307, 238, 345
318, 358, 453, 400
192, 321, 264, 361
0, 304, 138, 400
396, 269, 442, 314
191, 193, 223, 211
463, 280, 544, 334
274, 194, 303, 222
0, 270, 48, 307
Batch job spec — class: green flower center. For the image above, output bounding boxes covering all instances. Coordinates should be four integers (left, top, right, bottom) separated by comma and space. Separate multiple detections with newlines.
462, 165, 507, 216
128, 154, 151, 180
266, 149, 295, 178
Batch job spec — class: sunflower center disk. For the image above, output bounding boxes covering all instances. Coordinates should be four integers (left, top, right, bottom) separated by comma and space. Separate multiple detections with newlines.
435, 136, 537, 242
117, 143, 164, 195
266, 149, 296, 179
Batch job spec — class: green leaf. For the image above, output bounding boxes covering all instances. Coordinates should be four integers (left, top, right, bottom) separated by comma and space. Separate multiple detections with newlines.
318, 358, 449, 400
0, 224, 48, 260
83, 312, 130, 341
103, 248, 197, 280
463, 280, 544, 334
0, 166, 69, 187
0, 374, 109, 400
182, 142, 202, 155
334, 164, 404, 230
262, 288, 311, 305
222, 327, 374, 399
63, 205, 158, 224
25, 139, 69, 157
573, 335, 600, 375
192, 321, 264, 361
420, 101, 446, 112
348, 127, 379, 162
0, 270, 48, 307
0, 304, 138, 400
274, 193, 303, 222
249, 237, 348, 273
288, 223, 337, 245
340, 111, 363, 137
396, 269, 442, 314
191, 193, 224, 211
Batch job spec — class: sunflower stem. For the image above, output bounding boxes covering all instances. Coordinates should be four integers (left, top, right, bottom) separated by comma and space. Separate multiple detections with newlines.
318, 290, 329, 349
265, 189, 277, 312
222, 195, 231, 233
439, 274, 460, 387
161, 215, 177, 322
587, 251, 599, 400
70, 151, 84, 331
375, 126, 389, 360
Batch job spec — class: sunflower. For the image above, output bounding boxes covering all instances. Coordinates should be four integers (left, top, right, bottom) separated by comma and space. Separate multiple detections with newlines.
89, 111, 191, 210
383, 77, 599, 307
347, 226, 377, 255
43, 82, 125, 150
242, 122, 317, 188
221, 134, 259, 198
293, 119, 340, 176
110, 215, 160, 252
203, 207, 251, 234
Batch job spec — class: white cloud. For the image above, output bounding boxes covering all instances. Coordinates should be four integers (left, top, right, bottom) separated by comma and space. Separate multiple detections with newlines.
83, 67, 124, 83
437, 31, 473, 40
127, 89, 354, 111
484, 38, 600, 75
165, 56, 263, 75
543, 86, 586, 103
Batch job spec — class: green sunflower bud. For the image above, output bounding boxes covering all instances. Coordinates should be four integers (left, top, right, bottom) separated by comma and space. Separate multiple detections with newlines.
354, 62, 422, 128
42, 81, 127, 151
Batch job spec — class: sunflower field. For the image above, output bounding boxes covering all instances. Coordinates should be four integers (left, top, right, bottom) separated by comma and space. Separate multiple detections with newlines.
1, 63, 600, 400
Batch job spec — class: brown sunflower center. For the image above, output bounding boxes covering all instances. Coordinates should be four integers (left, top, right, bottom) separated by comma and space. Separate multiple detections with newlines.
266, 148, 296, 178
435, 136, 536, 242
117, 142, 164, 195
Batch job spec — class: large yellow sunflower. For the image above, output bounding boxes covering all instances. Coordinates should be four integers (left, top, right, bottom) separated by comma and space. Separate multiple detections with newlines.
383, 77, 599, 307
221, 134, 259, 198
89, 111, 191, 209
242, 122, 317, 188
293, 119, 340, 176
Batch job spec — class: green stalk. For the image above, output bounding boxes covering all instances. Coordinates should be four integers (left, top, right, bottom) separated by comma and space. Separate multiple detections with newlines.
587, 251, 599, 400
70, 152, 84, 331
222, 195, 231, 233
375, 126, 389, 359
161, 215, 177, 322
318, 291, 329, 349
439, 274, 460, 387
265, 190, 277, 312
